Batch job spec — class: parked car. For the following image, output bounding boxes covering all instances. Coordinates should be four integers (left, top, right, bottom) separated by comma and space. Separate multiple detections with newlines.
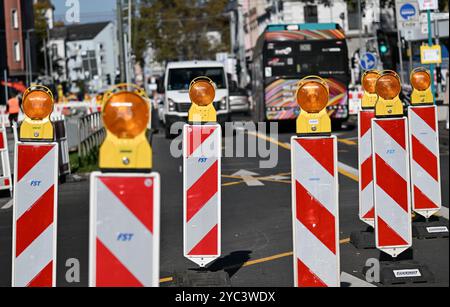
160, 60, 231, 138
229, 80, 250, 114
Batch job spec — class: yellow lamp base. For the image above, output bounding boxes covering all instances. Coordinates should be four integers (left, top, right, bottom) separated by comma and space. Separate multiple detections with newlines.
411, 89, 434, 105
188, 104, 217, 124
19, 119, 54, 142
375, 97, 404, 117
296, 110, 331, 135
99, 133, 153, 172
361, 93, 378, 109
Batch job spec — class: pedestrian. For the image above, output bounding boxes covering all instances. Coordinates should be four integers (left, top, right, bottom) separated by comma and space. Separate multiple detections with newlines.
6, 93, 20, 129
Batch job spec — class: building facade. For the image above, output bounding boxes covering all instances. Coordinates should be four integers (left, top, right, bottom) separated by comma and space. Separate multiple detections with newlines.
1, 0, 36, 103
49, 22, 119, 93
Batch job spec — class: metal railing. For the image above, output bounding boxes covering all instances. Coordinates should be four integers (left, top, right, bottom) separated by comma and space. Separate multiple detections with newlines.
77, 112, 105, 164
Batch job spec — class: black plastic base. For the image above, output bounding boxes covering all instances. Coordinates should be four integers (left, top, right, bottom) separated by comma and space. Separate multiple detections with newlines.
173, 270, 232, 287
350, 227, 376, 249
378, 261, 434, 286
412, 216, 449, 240
363, 249, 435, 286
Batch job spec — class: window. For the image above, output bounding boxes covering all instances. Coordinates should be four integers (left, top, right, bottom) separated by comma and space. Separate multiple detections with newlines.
13, 41, 21, 62
304, 5, 318, 23
11, 9, 19, 29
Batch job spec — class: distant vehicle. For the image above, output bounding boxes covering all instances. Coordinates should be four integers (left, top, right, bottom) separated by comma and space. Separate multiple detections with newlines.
160, 61, 230, 138
229, 79, 250, 114
252, 23, 351, 126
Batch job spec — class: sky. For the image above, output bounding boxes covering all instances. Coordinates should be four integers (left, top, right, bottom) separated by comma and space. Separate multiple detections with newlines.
52, 0, 117, 24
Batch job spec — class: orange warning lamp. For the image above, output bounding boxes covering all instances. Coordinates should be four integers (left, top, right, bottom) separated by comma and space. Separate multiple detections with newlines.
375, 70, 404, 117
20, 85, 55, 141
361, 70, 380, 109
100, 84, 152, 172
103, 93, 149, 139
188, 77, 217, 123
410, 68, 434, 105
295, 76, 331, 135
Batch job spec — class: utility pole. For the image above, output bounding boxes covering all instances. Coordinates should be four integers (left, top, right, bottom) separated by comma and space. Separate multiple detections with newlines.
426, 8, 436, 102
117, 0, 126, 83
273, 0, 280, 23
3, 70, 8, 104
237, 2, 249, 88
47, 27, 54, 83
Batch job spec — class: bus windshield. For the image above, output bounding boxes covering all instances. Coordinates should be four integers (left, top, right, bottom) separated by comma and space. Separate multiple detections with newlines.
264, 40, 348, 78
168, 67, 227, 91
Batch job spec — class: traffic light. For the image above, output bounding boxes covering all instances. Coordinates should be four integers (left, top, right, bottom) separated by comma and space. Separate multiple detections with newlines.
379, 42, 389, 55
99, 83, 152, 172
188, 77, 217, 123
410, 67, 433, 105
295, 76, 331, 135
19, 85, 55, 142
377, 30, 396, 70
375, 70, 403, 117
361, 70, 381, 109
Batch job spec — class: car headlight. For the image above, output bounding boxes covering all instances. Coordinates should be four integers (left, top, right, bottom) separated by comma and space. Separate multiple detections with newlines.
168, 98, 176, 112
219, 97, 227, 110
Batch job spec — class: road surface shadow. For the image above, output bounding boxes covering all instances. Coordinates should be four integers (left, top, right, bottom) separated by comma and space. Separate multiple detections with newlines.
191, 250, 252, 278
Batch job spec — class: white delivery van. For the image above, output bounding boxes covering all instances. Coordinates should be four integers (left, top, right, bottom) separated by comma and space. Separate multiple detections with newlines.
161, 61, 230, 138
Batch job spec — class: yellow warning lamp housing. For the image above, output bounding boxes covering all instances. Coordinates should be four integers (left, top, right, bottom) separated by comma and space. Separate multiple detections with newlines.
99, 83, 152, 172
295, 76, 331, 135
361, 70, 381, 109
374, 70, 404, 117
410, 68, 433, 105
188, 77, 217, 124
19, 85, 55, 142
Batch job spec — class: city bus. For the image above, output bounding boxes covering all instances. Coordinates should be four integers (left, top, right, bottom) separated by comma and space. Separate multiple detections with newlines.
252, 23, 350, 125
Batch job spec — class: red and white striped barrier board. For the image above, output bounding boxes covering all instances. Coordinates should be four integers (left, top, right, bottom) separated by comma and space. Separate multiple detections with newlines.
408, 106, 442, 219
183, 124, 221, 267
291, 136, 340, 287
0, 124, 12, 192
89, 172, 160, 287
372, 118, 412, 258
12, 143, 58, 287
358, 110, 376, 227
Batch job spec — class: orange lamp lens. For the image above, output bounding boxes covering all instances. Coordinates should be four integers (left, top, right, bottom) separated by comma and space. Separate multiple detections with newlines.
296, 81, 329, 113
189, 80, 215, 106
23, 90, 54, 119
411, 71, 431, 91
103, 92, 149, 139
376, 74, 401, 100
362, 72, 380, 94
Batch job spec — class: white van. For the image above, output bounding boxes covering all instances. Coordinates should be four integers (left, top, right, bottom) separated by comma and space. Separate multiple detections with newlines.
160, 61, 230, 137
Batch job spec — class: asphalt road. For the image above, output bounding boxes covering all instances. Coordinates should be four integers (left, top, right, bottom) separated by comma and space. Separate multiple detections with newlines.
0, 115, 448, 287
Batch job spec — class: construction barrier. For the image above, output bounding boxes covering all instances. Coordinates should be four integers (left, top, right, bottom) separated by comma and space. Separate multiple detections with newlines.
358, 109, 376, 227
12, 143, 58, 287
77, 112, 105, 163
89, 173, 160, 287
90, 84, 160, 287
52, 115, 71, 179
372, 118, 412, 257
183, 124, 222, 268
291, 136, 340, 287
0, 123, 12, 192
291, 77, 340, 287
408, 105, 442, 219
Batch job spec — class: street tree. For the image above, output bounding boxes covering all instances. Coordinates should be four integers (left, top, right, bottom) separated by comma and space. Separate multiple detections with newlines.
134, 0, 230, 65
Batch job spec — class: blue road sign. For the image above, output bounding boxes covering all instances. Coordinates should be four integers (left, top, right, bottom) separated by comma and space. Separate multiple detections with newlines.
400, 3, 417, 21
360, 52, 378, 71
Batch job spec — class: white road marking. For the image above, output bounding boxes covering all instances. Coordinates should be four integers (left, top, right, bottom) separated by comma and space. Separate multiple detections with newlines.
338, 162, 359, 179
439, 207, 449, 220
341, 272, 377, 287
232, 170, 265, 187
1, 199, 13, 210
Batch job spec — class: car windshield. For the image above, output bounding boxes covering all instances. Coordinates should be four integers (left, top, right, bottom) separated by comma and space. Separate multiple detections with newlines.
168, 67, 227, 91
